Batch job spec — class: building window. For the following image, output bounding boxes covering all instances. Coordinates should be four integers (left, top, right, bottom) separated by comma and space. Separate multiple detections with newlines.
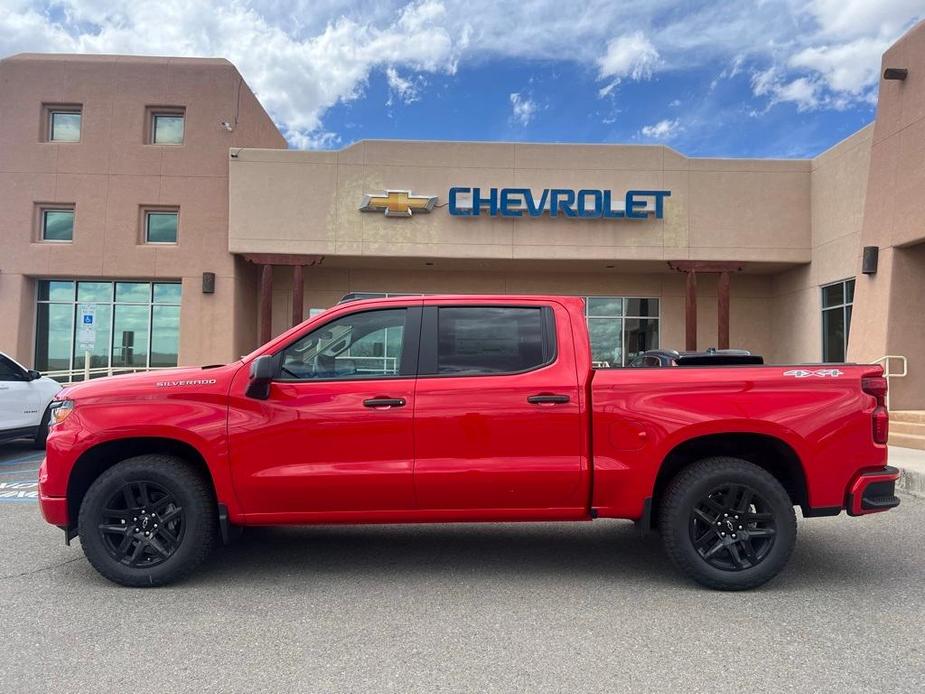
34, 280, 182, 380
144, 209, 179, 244
586, 297, 660, 367
39, 206, 75, 242
822, 278, 854, 363
45, 106, 82, 142
148, 108, 185, 144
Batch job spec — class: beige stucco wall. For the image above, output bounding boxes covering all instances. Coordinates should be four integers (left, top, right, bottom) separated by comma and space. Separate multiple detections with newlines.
230, 141, 810, 360
229, 142, 812, 265
849, 19, 925, 408
768, 125, 873, 364
0, 53, 286, 367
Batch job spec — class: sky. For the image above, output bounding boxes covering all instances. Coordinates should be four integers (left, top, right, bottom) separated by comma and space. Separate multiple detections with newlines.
2, 0, 923, 157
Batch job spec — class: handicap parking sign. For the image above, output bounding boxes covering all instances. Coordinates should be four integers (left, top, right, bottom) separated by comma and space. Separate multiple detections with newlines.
77, 303, 97, 348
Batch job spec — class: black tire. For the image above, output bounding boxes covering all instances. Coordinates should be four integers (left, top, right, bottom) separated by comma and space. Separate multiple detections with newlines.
32, 407, 50, 449
77, 454, 216, 587
660, 457, 797, 591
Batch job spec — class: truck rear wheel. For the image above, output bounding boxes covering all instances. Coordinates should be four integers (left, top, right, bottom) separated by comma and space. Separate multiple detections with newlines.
660, 457, 797, 590
77, 455, 216, 587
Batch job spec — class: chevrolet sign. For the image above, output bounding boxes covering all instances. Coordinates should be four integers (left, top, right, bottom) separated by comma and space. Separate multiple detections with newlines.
449, 188, 670, 219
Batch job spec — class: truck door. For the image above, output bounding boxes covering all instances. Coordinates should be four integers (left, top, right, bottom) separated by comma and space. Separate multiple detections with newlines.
227, 304, 421, 517
412, 302, 585, 514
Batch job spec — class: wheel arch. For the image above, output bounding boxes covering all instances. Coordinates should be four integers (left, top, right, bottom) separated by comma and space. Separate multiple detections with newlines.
651, 432, 808, 526
66, 437, 217, 526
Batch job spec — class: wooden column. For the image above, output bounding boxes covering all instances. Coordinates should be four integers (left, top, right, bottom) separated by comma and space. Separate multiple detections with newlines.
242, 254, 324, 345
259, 263, 273, 345
685, 270, 697, 351
669, 261, 744, 352
291, 264, 304, 327
717, 271, 731, 350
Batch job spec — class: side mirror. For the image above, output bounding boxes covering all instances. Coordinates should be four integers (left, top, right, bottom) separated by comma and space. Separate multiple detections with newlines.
246, 355, 279, 400
27, 369, 42, 381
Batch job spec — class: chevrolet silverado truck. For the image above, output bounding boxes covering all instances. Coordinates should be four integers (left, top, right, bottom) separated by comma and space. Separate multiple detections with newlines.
38, 295, 900, 590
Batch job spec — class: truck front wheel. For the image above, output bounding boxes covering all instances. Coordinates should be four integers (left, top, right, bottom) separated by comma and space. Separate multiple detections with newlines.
659, 457, 797, 590
77, 455, 217, 587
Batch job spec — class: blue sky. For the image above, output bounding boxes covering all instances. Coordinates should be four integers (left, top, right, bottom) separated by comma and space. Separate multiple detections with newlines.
2, 1, 923, 157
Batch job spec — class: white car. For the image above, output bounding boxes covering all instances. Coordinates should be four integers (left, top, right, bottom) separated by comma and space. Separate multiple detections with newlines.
0, 352, 62, 448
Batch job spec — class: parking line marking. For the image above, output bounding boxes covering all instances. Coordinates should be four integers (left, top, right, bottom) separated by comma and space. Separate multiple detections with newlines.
0, 468, 39, 476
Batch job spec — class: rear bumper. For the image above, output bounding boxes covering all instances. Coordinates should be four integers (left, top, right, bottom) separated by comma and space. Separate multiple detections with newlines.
846, 466, 901, 517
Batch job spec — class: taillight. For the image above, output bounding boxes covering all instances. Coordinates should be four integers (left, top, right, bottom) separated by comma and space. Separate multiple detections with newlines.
872, 407, 889, 444
863, 376, 889, 444
862, 376, 887, 406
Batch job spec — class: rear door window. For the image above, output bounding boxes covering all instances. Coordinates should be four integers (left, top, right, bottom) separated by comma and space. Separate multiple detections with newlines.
435, 307, 550, 375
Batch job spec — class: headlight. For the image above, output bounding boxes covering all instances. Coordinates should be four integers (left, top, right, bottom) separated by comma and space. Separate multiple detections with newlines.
48, 400, 75, 427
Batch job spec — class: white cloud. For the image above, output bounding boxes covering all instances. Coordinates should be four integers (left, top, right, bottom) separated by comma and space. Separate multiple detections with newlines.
789, 38, 886, 94
509, 92, 537, 126
804, 0, 923, 40
598, 80, 620, 98
751, 67, 821, 111
640, 118, 681, 140
385, 67, 423, 106
598, 31, 660, 81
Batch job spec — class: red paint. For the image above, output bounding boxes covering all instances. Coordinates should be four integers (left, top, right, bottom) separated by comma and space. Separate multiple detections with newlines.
39, 294, 895, 532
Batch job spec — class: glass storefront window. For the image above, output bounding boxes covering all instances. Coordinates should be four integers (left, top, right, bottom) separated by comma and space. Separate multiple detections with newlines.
35, 280, 182, 379
38, 280, 75, 302
153, 282, 182, 304
116, 282, 151, 303
821, 278, 854, 363
77, 282, 113, 302
150, 305, 181, 367
586, 297, 660, 367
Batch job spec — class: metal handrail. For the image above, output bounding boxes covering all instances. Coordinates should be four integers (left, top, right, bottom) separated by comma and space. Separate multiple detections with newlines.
873, 355, 907, 410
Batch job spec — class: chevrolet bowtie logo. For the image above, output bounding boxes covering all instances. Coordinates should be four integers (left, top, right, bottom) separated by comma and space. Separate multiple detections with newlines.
359, 190, 437, 217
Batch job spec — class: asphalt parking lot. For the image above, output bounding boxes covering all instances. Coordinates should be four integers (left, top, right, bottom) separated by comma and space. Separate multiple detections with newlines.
1, 442, 923, 692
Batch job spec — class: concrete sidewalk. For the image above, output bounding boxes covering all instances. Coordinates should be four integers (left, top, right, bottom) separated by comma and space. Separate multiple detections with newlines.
891, 446, 925, 499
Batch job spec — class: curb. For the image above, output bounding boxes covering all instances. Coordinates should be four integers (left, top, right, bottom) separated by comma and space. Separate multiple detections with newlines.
896, 466, 925, 499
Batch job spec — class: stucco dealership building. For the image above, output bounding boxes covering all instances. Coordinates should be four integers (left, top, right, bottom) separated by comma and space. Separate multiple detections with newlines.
1, 22, 924, 423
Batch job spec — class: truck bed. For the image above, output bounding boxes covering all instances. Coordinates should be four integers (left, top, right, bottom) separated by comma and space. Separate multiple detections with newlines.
588, 364, 886, 519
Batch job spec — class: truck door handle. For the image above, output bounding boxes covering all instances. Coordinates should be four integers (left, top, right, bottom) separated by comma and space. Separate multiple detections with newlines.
527, 393, 570, 405
363, 397, 406, 408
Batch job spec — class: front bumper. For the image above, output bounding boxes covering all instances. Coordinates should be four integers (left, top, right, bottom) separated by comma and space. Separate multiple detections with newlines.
37, 457, 69, 527
846, 466, 901, 517
39, 492, 69, 527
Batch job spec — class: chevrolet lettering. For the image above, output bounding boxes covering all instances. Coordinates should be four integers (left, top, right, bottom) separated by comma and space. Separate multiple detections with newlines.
448, 188, 670, 218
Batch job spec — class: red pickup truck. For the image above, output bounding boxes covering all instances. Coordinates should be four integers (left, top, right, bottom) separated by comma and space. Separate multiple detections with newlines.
39, 295, 899, 590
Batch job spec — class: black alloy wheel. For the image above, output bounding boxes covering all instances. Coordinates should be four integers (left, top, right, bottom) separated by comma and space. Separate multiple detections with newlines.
688, 483, 777, 571
78, 454, 216, 587
98, 480, 185, 568
660, 457, 797, 590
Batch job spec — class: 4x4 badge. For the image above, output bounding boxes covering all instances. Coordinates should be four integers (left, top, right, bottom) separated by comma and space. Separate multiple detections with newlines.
783, 369, 844, 378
